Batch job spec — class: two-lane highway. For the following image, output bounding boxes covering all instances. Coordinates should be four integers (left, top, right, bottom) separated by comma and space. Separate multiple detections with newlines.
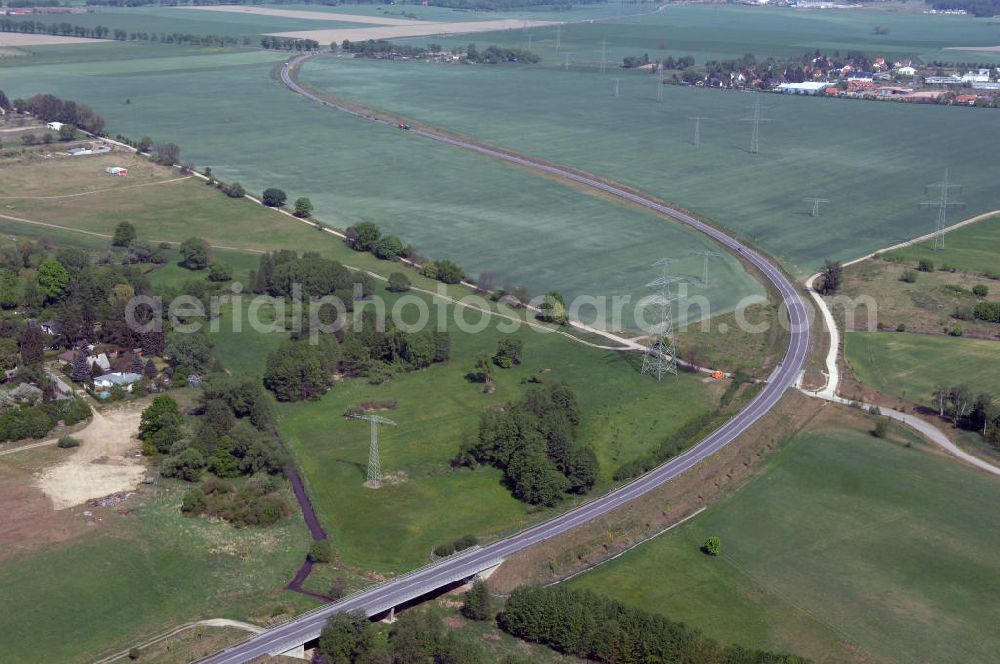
199, 55, 812, 663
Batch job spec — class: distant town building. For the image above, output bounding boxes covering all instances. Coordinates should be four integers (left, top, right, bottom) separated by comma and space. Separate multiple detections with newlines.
775, 81, 830, 95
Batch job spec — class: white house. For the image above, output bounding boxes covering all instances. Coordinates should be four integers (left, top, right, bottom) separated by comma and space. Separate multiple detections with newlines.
962, 69, 990, 83
46, 121, 64, 131
896, 66, 916, 77
94, 372, 142, 392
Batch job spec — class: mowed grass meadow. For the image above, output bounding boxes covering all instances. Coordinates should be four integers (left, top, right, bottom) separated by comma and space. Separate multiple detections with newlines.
844, 331, 1000, 403
568, 420, 1000, 664
278, 285, 720, 572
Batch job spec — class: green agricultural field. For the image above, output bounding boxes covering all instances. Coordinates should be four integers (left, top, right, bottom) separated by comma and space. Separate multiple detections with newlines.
297, 54, 1000, 276
0, 104, 762, 331
0, 482, 314, 664
22, 6, 378, 40
569, 421, 1000, 664
844, 331, 1000, 403
416, 4, 1000, 65
278, 285, 720, 573
884, 213, 1000, 276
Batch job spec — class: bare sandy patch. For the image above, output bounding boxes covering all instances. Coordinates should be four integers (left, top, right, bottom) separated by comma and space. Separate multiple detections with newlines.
0, 33, 101, 47
943, 45, 1000, 52
0, 464, 87, 562
35, 401, 147, 510
266, 19, 557, 45
179, 5, 424, 26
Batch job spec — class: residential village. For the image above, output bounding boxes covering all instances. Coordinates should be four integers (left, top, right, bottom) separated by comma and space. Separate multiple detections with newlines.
669, 51, 1000, 107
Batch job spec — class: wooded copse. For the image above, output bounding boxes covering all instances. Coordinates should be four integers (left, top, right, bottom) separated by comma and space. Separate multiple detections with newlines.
455, 382, 597, 506
498, 585, 810, 663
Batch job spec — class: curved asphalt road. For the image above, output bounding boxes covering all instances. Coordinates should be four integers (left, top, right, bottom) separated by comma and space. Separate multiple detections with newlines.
199, 55, 812, 663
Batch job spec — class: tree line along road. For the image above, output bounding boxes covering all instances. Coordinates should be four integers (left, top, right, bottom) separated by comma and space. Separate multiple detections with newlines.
196, 53, 813, 664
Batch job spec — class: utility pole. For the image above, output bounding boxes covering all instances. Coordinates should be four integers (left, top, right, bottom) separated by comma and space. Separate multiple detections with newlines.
803, 197, 830, 217
349, 413, 397, 488
556, 24, 561, 50
601, 37, 607, 73
564, 52, 570, 70
688, 116, 708, 146
613, 78, 621, 97
922, 169, 964, 250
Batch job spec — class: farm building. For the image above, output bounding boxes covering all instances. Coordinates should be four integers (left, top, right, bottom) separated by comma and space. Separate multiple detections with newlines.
896, 66, 916, 77
953, 95, 979, 106
46, 121, 64, 131
775, 82, 829, 95
105, 167, 128, 176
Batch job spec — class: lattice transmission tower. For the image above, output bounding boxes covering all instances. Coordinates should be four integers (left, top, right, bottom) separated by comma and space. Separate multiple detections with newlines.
688, 116, 708, 146
692, 250, 722, 286
640, 258, 684, 381
921, 169, 964, 251
803, 197, 829, 217
350, 413, 397, 488
742, 95, 771, 156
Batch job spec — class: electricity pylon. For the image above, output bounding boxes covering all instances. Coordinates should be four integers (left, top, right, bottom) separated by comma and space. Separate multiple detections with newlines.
742, 95, 771, 155
349, 413, 397, 488
803, 197, 829, 217
921, 169, 964, 250
641, 258, 684, 381
688, 116, 708, 146
692, 250, 722, 286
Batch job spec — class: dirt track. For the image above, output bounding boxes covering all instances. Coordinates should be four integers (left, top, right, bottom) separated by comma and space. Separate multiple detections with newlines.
35, 401, 147, 510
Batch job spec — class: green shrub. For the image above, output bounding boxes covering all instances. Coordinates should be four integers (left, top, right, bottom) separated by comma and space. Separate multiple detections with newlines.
181, 487, 207, 516
57, 436, 81, 448
917, 259, 935, 272
702, 535, 721, 556
895, 323, 906, 332
972, 284, 989, 297
308, 539, 333, 563
872, 420, 888, 438
900, 269, 918, 283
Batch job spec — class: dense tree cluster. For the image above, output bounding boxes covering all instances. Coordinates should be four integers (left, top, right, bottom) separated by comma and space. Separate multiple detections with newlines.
340, 38, 427, 58
17, 93, 105, 135
319, 609, 491, 664
498, 585, 810, 664
464, 43, 539, 65
457, 382, 596, 506
263, 311, 451, 399
143, 377, 290, 525
818, 259, 843, 295
260, 36, 320, 51
0, 397, 90, 443
250, 250, 366, 300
